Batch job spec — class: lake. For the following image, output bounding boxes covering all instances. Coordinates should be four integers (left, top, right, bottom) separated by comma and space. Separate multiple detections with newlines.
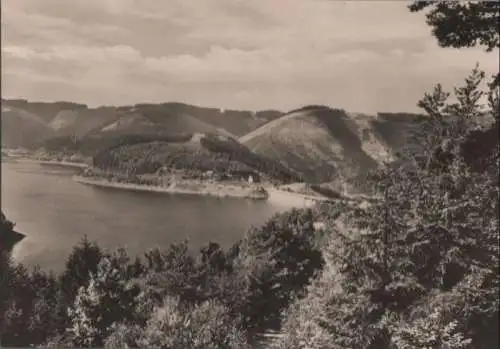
1, 162, 290, 272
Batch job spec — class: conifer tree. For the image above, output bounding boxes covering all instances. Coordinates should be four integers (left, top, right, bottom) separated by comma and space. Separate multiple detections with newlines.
274, 67, 499, 349
67, 248, 140, 347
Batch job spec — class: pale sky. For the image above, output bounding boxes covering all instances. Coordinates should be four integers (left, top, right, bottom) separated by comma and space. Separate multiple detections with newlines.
1, 0, 498, 113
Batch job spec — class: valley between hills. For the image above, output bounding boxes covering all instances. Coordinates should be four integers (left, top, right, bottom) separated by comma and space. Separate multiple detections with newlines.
1, 98, 494, 202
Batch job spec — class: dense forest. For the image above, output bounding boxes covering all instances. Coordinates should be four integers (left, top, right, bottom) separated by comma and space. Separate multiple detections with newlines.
90, 134, 302, 183
1, 206, 331, 348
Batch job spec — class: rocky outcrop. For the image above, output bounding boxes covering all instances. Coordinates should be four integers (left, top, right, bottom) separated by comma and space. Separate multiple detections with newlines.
0, 212, 25, 253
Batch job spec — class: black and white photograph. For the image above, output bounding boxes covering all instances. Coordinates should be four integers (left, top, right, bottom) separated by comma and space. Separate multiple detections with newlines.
1, 1, 499, 348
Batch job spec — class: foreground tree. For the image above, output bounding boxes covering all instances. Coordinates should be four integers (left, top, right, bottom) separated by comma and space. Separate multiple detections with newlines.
1, 214, 57, 347
0, 259, 60, 346
104, 297, 250, 349
273, 67, 499, 349
59, 236, 103, 301
67, 249, 141, 347
230, 208, 324, 335
409, 1, 500, 52
136, 240, 197, 315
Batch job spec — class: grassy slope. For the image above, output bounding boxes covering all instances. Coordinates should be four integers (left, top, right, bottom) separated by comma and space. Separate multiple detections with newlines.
240, 106, 430, 194
1, 106, 57, 149
129, 102, 282, 137
103, 105, 237, 138
241, 106, 382, 184
50, 107, 122, 139
2, 99, 88, 124
2, 99, 124, 144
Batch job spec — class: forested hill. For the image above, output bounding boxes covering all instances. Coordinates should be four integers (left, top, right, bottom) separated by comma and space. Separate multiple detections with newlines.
1, 99, 283, 149
3, 97, 496, 193
91, 133, 303, 184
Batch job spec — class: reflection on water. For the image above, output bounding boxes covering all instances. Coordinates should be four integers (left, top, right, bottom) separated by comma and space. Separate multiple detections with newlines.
2, 162, 286, 272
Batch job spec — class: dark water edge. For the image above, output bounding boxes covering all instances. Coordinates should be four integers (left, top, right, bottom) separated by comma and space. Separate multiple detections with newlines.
2, 162, 287, 272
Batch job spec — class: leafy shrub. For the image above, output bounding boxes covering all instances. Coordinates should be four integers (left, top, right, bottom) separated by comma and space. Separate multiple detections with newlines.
131, 297, 250, 349
229, 208, 324, 334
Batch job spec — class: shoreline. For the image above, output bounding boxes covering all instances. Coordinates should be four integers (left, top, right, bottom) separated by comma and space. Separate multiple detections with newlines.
266, 187, 332, 208
73, 175, 270, 200
72, 175, 333, 208
2, 155, 334, 207
14, 158, 89, 169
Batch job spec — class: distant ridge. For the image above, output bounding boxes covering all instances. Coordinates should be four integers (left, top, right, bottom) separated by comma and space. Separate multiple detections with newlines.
1, 99, 283, 147
241, 106, 379, 183
2, 98, 433, 194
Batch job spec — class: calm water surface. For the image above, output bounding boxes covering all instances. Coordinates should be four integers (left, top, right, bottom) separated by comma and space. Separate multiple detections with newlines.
1, 162, 287, 272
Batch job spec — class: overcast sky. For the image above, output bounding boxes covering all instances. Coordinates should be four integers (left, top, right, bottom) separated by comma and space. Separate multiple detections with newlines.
2, 0, 498, 113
